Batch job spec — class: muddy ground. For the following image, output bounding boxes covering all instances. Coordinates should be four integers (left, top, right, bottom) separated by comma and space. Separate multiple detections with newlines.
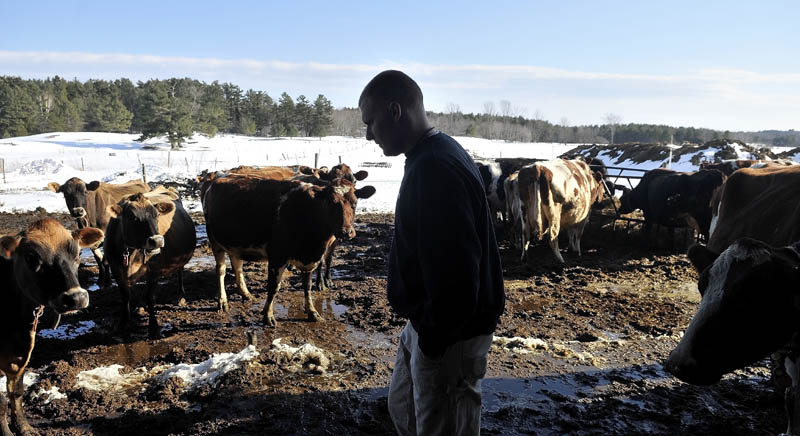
0, 208, 788, 436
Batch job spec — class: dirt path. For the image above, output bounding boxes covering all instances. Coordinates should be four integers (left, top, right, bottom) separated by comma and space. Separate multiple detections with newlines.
0, 211, 786, 435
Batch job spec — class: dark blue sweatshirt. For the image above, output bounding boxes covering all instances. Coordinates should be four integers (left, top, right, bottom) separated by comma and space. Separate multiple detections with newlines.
387, 132, 505, 357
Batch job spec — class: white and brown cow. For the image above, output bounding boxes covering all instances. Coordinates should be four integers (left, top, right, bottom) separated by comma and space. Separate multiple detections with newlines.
708, 165, 800, 253
699, 158, 796, 176
201, 174, 374, 325
1, 219, 103, 435
104, 187, 196, 338
665, 238, 800, 434
47, 178, 150, 286
517, 159, 604, 263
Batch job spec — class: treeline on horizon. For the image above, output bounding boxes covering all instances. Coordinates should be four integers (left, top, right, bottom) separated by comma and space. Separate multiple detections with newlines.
1, 75, 798, 148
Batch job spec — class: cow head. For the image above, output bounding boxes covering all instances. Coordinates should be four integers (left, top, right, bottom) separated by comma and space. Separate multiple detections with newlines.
108, 193, 175, 256
321, 179, 376, 240
664, 238, 800, 385
323, 164, 369, 184
1, 218, 103, 313
47, 177, 101, 220
617, 186, 635, 214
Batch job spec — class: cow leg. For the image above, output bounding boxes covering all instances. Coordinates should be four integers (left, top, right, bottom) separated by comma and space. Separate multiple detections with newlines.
176, 268, 187, 307
784, 354, 800, 435
303, 269, 322, 322
230, 256, 253, 302
262, 265, 286, 327
90, 247, 110, 288
116, 278, 133, 338
7, 374, 34, 436
213, 248, 229, 312
1, 377, 11, 436
547, 221, 565, 263
146, 275, 161, 339
317, 240, 337, 291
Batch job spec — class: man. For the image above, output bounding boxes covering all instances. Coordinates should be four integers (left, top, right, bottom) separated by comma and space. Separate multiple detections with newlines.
359, 70, 505, 435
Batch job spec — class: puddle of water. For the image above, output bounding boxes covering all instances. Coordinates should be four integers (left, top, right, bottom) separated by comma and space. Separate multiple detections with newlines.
94, 340, 176, 367
483, 376, 584, 413
196, 224, 207, 245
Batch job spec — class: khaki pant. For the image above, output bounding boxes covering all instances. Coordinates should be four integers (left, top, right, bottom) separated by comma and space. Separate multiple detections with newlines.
388, 322, 492, 436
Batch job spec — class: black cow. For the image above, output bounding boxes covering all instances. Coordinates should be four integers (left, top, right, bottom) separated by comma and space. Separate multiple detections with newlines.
618, 168, 726, 239
665, 238, 800, 434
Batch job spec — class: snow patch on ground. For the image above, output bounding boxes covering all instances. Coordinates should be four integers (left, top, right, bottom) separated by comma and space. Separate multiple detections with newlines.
0, 371, 39, 394
268, 338, 330, 374
493, 336, 549, 353
0, 371, 67, 404
75, 345, 259, 393
38, 320, 96, 340
156, 344, 259, 388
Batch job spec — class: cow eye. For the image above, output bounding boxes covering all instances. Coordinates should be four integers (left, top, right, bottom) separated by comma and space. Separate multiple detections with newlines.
25, 252, 42, 272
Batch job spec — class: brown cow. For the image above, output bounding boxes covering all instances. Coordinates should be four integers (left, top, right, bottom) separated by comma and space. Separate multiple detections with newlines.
104, 187, 196, 338
517, 159, 604, 263
708, 165, 800, 253
202, 175, 374, 325
198, 163, 371, 292
1, 219, 103, 435
699, 158, 796, 176
47, 178, 150, 286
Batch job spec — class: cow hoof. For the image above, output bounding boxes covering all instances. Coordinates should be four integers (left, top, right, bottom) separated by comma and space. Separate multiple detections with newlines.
263, 316, 277, 327
308, 311, 322, 322
177, 297, 187, 307
242, 292, 254, 302
218, 301, 229, 313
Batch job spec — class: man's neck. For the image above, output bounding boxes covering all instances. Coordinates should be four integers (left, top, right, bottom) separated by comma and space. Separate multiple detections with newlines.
404, 124, 436, 157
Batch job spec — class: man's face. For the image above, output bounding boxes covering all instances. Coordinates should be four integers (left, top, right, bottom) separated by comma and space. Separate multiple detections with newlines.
360, 96, 403, 156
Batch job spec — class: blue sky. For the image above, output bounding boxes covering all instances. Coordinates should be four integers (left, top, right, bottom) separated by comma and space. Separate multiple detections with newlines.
2, 0, 799, 131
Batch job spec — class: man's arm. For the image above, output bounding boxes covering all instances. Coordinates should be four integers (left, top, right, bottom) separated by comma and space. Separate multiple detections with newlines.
411, 158, 483, 357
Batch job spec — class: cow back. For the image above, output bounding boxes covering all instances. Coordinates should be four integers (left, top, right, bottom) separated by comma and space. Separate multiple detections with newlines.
88, 180, 150, 230
708, 165, 800, 252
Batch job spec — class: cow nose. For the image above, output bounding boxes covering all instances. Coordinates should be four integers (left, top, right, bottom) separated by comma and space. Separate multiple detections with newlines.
71, 207, 87, 218
146, 235, 165, 250
57, 287, 90, 312
344, 227, 356, 240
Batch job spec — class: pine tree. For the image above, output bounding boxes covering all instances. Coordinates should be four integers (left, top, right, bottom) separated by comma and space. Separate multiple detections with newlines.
310, 94, 333, 137
221, 83, 242, 134
295, 95, 313, 136
135, 79, 192, 149
0, 77, 36, 137
274, 92, 296, 137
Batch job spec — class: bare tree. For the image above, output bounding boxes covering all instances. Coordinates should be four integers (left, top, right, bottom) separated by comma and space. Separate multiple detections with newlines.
603, 112, 623, 144
483, 101, 496, 117
500, 100, 512, 118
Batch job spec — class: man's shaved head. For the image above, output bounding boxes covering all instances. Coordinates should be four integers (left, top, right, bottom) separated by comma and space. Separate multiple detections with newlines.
359, 70, 432, 156
359, 70, 425, 112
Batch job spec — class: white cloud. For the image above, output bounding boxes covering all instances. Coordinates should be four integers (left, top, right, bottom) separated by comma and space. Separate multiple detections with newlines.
1, 50, 798, 131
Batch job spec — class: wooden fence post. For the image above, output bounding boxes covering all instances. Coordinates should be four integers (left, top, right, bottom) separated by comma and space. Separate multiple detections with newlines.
142, 163, 147, 184
1, 158, 5, 183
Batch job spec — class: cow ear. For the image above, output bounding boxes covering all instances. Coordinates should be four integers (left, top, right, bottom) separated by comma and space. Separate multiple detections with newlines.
156, 202, 175, 215
0, 235, 21, 260
355, 185, 376, 199
73, 228, 104, 248
87, 181, 101, 191
687, 244, 719, 273
47, 182, 61, 192
107, 204, 123, 218
354, 170, 369, 181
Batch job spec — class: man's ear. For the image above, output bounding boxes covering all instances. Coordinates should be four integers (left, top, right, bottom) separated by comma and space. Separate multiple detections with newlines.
0, 235, 21, 260
389, 101, 402, 121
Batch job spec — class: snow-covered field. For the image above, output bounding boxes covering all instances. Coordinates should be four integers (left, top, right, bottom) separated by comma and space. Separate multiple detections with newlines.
0, 132, 577, 214
2, 132, 797, 215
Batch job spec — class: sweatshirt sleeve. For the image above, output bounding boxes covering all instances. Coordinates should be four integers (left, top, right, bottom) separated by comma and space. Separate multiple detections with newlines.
410, 158, 483, 357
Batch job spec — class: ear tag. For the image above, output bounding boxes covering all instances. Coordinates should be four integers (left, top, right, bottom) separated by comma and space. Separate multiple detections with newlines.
123, 251, 129, 267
